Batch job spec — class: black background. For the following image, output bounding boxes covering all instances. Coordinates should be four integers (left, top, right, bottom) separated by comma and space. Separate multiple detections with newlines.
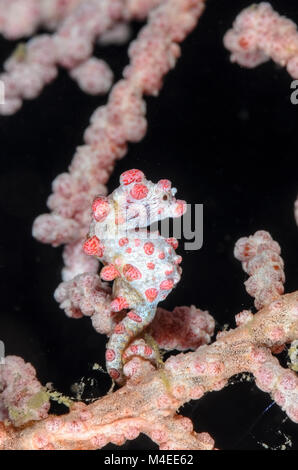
0, 0, 297, 450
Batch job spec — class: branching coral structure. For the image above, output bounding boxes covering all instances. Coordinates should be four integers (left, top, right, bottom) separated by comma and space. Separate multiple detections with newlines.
0, 0, 164, 114
1, 286, 297, 449
0, 0, 297, 451
224, 2, 298, 77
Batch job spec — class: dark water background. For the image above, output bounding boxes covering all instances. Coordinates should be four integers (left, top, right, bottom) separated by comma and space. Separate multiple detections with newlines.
0, 0, 297, 450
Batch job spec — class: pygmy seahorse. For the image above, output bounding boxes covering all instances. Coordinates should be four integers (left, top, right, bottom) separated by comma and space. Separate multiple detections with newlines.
83, 169, 187, 384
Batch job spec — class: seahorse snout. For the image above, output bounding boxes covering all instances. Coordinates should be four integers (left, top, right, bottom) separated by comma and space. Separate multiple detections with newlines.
171, 199, 187, 217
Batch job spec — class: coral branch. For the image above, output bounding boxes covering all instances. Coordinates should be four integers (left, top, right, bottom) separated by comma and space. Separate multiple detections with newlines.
54, 272, 114, 332
69, 57, 113, 95
224, 2, 298, 77
149, 305, 215, 351
0, 0, 84, 39
0, 0, 165, 115
289, 340, 298, 372
0, 1, 120, 114
0, 291, 297, 449
249, 346, 298, 422
61, 239, 100, 281
0, 356, 50, 427
234, 230, 285, 309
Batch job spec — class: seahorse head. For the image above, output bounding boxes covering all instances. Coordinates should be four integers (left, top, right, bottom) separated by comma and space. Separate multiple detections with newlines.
114, 169, 187, 229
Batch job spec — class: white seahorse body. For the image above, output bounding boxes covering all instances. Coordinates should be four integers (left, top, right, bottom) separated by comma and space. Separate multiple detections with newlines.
83, 169, 186, 383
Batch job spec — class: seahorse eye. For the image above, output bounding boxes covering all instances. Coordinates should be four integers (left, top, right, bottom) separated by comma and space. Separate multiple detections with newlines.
162, 194, 169, 201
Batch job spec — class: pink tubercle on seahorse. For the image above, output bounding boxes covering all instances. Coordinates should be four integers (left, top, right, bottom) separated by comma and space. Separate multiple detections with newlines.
83, 169, 187, 383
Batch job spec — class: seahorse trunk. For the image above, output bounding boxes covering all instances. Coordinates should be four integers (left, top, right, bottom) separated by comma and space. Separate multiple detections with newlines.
106, 305, 156, 384
84, 169, 186, 384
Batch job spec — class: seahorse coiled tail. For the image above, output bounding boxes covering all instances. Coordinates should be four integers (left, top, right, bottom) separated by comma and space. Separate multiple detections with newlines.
83, 169, 187, 383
